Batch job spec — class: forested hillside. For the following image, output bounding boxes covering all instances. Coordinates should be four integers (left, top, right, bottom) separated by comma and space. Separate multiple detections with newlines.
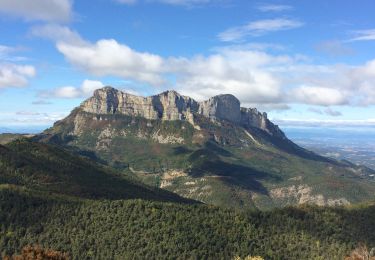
0, 139, 193, 203
1, 139, 375, 259
1, 186, 375, 259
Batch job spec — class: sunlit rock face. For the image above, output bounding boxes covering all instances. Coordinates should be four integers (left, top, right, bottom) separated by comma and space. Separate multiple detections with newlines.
80, 86, 285, 137
199, 94, 241, 123
81, 87, 199, 121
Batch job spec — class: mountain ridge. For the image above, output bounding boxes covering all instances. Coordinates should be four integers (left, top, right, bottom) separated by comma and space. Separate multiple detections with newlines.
35, 86, 375, 209
79, 86, 285, 138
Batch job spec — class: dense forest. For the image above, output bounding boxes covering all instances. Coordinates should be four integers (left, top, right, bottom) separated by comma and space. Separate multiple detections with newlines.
1, 185, 375, 259
1, 140, 375, 259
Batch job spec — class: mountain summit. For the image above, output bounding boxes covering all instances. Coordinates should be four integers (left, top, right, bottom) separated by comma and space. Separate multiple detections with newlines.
81, 87, 284, 138
36, 87, 375, 209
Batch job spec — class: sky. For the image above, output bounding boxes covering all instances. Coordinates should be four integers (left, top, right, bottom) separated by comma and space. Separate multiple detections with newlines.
0, 0, 375, 132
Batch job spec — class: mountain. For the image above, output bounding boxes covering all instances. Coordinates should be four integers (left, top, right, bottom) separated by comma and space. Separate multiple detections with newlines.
0, 139, 194, 203
35, 87, 375, 209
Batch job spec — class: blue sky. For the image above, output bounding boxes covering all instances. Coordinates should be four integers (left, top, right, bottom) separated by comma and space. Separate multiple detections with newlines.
0, 0, 375, 131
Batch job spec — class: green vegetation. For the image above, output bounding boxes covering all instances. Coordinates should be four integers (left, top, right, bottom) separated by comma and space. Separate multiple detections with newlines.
1, 185, 375, 259
1, 139, 375, 259
0, 139, 193, 203
35, 110, 375, 210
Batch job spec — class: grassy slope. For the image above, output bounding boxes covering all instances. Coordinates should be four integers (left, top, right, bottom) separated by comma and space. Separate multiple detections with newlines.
36, 111, 375, 209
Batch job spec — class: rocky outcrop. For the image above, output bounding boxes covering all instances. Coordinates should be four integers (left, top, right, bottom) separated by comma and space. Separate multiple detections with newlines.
199, 94, 241, 123
81, 87, 199, 122
240, 107, 286, 138
80, 86, 285, 138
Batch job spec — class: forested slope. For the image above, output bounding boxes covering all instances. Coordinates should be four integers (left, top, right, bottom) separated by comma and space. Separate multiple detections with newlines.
1, 185, 375, 259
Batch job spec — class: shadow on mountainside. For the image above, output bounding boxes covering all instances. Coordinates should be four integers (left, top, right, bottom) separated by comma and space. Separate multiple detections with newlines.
188, 147, 282, 195
248, 126, 340, 164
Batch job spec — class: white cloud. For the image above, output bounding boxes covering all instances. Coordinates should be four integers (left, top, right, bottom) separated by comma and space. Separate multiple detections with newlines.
40, 79, 104, 99
257, 4, 293, 12
0, 0, 72, 22
52, 86, 81, 98
0, 45, 14, 56
33, 25, 375, 108
169, 51, 286, 104
57, 39, 165, 85
8, 112, 68, 125
31, 25, 165, 85
290, 86, 348, 106
349, 29, 375, 41
0, 44, 28, 62
218, 18, 303, 42
0, 63, 36, 88
31, 24, 85, 45
81, 79, 105, 96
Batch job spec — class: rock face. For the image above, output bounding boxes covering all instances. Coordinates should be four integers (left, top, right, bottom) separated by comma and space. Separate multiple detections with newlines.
82, 87, 199, 122
240, 108, 285, 138
81, 86, 284, 137
199, 94, 241, 123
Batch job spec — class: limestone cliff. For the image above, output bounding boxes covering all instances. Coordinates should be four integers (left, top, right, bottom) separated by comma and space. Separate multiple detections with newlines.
80, 86, 284, 138
82, 87, 199, 122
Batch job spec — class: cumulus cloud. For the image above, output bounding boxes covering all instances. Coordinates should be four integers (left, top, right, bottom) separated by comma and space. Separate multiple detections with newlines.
218, 18, 303, 42
32, 25, 375, 108
168, 50, 288, 104
57, 39, 165, 85
257, 4, 293, 12
0, 63, 36, 88
40, 79, 104, 99
290, 86, 348, 106
0, 0, 72, 22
